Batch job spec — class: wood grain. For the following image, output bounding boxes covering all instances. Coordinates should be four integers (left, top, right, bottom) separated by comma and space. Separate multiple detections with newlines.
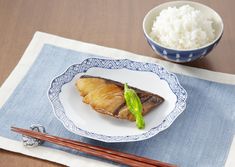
0, 0, 235, 166
11, 127, 176, 167
0, 149, 64, 167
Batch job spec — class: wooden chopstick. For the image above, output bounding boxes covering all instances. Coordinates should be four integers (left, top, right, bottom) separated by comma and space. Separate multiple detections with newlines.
11, 126, 176, 167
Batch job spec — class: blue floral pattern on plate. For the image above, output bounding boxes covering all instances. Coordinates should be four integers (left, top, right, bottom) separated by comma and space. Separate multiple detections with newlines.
48, 58, 187, 142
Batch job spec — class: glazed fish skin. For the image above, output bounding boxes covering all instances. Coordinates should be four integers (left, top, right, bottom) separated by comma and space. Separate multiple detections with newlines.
83, 84, 124, 116
75, 75, 164, 121
76, 78, 106, 96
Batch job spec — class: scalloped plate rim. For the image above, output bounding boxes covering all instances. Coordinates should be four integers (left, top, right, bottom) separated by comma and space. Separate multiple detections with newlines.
47, 58, 187, 142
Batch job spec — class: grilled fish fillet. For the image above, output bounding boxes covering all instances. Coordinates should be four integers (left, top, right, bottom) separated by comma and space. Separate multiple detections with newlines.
75, 75, 164, 121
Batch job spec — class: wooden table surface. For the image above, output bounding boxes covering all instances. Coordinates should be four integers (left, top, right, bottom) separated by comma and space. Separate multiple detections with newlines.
0, 0, 234, 166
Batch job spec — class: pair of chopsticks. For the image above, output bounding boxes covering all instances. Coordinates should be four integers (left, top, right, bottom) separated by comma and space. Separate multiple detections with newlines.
11, 127, 176, 167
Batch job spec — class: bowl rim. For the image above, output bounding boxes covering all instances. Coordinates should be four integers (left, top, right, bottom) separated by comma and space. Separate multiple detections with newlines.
143, 1, 224, 52
47, 58, 188, 142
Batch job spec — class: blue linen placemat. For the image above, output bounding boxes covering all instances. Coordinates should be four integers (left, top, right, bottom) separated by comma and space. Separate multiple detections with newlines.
0, 44, 235, 167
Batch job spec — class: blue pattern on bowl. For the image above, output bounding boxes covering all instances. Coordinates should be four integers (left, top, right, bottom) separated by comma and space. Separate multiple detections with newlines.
48, 58, 187, 142
145, 35, 222, 63
142, 1, 224, 63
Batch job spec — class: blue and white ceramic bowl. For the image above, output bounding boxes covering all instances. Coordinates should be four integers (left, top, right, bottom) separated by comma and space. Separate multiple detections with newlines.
48, 58, 187, 142
143, 1, 224, 63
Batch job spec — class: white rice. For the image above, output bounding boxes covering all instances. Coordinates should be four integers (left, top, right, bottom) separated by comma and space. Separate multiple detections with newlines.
150, 5, 215, 50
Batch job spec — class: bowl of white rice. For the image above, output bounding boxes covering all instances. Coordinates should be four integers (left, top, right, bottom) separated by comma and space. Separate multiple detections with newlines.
143, 1, 223, 62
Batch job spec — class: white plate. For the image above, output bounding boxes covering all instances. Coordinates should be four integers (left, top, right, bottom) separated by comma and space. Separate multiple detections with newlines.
48, 58, 187, 142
